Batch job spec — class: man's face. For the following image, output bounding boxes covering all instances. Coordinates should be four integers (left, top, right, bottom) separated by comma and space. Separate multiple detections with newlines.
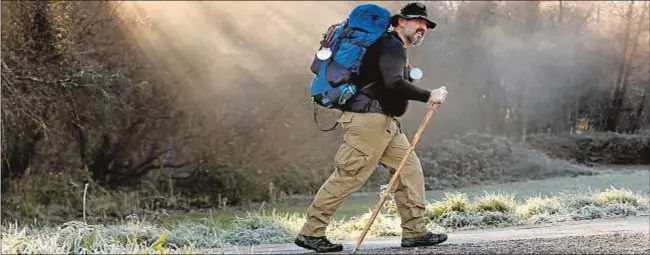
400, 18, 428, 47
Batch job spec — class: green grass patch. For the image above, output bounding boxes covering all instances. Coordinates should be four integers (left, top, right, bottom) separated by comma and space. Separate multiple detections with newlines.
156, 170, 649, 225
160, 170, 648, 234
339, 210, 401, 238
593, 187, 642, 206
423, 187, 649, 230
472, 192, 517, 213
517, 196, 563, 218
424, 192, 470, 220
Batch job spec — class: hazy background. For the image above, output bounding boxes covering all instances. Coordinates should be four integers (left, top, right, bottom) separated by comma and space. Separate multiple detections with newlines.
117, 1, 649, 137
2, 1, 648, 222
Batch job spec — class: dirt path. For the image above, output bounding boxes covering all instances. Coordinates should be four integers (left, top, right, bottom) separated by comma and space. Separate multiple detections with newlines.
220, 216, 649, 254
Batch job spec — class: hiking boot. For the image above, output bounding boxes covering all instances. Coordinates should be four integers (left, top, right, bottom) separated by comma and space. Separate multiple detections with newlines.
401, 232, 448, 248
294, 234, 344, 253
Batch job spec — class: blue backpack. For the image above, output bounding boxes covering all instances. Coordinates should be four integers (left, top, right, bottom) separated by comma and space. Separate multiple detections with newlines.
309, 4, 391, 131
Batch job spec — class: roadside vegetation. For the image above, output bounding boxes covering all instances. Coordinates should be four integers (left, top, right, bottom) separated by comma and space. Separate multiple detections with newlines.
3, 187, 648, 254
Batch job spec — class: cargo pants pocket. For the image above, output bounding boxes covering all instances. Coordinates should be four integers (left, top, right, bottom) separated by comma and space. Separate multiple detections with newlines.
335, 140, 373, 177
325, 112, 380, 198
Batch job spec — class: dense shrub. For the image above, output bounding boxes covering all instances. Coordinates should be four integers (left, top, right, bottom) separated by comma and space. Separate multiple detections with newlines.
526, 131, 650, 165
418, 133, 596, 189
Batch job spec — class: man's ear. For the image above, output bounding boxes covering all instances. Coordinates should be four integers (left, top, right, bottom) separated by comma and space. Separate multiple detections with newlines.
397, 17, 407, 28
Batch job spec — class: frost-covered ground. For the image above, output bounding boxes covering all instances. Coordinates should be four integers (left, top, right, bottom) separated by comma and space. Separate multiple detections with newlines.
3, 185, 648, 254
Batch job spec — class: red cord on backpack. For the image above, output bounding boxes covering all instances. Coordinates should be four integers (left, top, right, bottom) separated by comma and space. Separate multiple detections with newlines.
322, 23, 341, 48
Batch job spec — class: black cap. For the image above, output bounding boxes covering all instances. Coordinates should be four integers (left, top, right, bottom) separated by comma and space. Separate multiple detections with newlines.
390, 2, 437, 29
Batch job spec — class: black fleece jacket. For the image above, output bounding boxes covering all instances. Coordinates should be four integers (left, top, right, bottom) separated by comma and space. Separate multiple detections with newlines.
351, 31, 431, 117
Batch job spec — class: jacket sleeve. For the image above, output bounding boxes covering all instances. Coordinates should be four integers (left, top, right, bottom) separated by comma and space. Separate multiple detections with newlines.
378, 39, 431, 103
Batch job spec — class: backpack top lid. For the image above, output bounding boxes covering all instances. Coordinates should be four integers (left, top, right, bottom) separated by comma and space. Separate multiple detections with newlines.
346, 4, 392, 35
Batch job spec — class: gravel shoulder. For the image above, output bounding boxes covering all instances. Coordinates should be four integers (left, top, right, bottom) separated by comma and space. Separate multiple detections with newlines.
371, 232, 649, 254
220, 216, 650, 254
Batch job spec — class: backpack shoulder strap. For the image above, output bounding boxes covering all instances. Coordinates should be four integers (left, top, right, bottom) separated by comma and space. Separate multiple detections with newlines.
356, 32, 391, 96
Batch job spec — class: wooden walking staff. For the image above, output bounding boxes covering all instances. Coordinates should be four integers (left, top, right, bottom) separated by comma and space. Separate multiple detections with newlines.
353, 102, 441, 254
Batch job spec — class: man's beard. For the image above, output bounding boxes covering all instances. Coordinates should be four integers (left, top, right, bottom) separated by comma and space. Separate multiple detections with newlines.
404, 26, 425, 46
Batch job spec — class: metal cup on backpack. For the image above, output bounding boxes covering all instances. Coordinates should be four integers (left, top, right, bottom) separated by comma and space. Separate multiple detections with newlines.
409, 67, 423, 83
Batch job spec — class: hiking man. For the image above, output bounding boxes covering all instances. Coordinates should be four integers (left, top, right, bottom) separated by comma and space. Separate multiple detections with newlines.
295, 2, 449, 253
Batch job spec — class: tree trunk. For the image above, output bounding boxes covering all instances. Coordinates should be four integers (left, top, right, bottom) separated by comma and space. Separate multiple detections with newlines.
606, 1, 635, 132
629, 91, 647, 133
522, 111, 528, 143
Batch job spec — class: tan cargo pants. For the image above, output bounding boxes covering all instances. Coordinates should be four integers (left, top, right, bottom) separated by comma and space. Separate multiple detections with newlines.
299, 111, 428, 238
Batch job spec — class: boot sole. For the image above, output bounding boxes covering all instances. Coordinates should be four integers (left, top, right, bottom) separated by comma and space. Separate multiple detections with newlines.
294, 238, 344, 253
